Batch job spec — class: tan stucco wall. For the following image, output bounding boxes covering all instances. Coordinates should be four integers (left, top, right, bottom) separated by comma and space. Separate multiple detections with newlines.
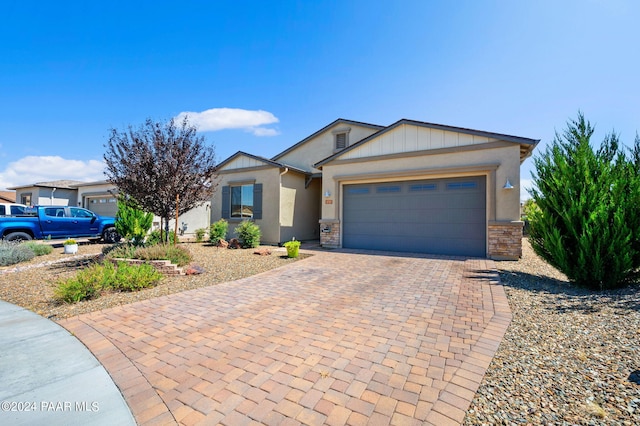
279, 172, 321, 242
320, 143, 523, 254
276, 123, 380, 173
211, 167, 283, 244
76, 183, 117, 207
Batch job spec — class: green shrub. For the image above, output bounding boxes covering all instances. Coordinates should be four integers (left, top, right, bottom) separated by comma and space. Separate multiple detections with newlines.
102, 243, 138, 259
283, 239, 300, 258
146, 229, 178, 246
0, 241, 35, 266
194, 228, 206, 243
104, 242, 192, 267
54, 262, 115, 303
54, 261, 163, 303
133, 244, 192, 267
209, 219, 228, 244
235, 220, 261, 248
22, 241, 53, 256
115, 197, 153, 245
529, 113, 640, 290
112, 261, 163, 291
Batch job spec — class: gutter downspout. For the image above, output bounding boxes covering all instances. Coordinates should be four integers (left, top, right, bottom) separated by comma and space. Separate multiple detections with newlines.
278, 168, 289, 242
50, 188, 56, 205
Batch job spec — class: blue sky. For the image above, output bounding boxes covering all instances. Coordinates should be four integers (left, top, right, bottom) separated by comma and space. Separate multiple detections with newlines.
1, 0, 638, 200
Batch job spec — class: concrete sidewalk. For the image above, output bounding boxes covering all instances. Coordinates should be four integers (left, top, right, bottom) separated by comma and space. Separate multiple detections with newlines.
0, 300, 135, 426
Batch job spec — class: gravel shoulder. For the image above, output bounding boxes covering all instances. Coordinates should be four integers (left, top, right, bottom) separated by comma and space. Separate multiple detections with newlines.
465, 239, 640, 425
0, 242, 308, 320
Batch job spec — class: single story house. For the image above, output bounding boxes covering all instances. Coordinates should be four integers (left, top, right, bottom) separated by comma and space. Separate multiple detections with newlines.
212, 118, 538, 259
10, 180, 210, 239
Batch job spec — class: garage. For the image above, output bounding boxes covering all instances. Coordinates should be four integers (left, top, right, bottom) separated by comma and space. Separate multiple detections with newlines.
85, 195, 118, 217
342, 176, 486, 257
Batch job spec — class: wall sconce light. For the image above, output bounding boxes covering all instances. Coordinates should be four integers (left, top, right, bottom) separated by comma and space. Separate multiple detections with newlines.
324, 191, 331, 197
503, 178, 514, 189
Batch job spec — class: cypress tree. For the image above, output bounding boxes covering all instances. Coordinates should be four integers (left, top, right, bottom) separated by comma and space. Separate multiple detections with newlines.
529, 113, 640, 290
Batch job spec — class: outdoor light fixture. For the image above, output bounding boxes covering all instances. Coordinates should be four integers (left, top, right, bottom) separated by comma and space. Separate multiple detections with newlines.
503, 178, 514, 189
324, 191, 331, 197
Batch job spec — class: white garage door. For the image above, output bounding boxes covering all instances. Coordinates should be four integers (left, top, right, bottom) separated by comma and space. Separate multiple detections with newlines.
342, 176, 486, 257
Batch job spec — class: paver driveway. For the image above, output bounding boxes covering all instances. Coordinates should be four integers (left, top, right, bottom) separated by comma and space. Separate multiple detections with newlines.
60, 249, 511, 425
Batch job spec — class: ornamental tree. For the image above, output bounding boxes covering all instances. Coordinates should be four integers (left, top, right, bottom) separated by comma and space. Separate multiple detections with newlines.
104, 117, 217, 242
528, 113, 640, 290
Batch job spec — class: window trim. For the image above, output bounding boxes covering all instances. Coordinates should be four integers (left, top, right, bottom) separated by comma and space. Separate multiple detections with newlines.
229, 183, 255, 220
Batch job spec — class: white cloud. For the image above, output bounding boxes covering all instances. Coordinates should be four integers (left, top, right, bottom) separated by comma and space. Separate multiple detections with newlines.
251, 127, 280, 137
0, 156, 106, 190
175, 107, 280, 136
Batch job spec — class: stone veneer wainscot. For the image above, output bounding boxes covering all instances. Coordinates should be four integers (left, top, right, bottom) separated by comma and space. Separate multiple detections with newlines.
488, 221, 523, 260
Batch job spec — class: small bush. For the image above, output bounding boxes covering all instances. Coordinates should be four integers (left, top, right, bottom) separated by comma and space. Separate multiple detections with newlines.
22, 241, 53, 256
209, 219, 228, 244
235, 220, 261, 248
133, 244, 192, 267
0, 241, 35, 266
54, 262, 115, 303
194, 228, 206, 243
104, 242, 192, 266
112, 261, 163, 291
54, 261, 163, 303
283, 239, 301, 258
146, 229, 178, 245
102, 243, 137, 259
63, 239, 77, 246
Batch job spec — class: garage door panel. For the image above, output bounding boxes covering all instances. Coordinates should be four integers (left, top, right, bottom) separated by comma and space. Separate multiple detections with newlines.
342, 176, 486, 257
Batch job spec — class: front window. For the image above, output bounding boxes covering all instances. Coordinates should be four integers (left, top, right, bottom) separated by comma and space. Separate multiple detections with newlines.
231, 184, 254, 218
21, 193, 32, 205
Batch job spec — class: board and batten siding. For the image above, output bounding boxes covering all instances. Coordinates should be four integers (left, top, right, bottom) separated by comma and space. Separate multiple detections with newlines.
223, 156, 265, 170
340, 124, 499, 159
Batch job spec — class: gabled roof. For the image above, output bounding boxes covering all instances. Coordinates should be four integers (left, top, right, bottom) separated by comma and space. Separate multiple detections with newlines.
271, 118, 384, 161
314, 119, 540, 168
216, 151, 310, 175
8, 180, 86, 190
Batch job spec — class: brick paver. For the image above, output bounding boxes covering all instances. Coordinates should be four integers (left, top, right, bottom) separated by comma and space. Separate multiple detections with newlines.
60, 249, 511, 425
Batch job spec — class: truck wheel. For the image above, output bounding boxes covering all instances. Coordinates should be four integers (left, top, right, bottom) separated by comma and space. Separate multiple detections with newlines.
5, 232, 33, 242
102, 227, 121, 244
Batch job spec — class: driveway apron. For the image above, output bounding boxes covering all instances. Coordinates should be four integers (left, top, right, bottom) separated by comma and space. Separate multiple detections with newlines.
60, 249, 511, 425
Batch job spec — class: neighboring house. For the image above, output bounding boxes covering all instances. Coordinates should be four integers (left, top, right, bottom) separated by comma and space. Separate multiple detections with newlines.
212, 118, 538, 259
10, 180, 210, 239
0, 191, 16, 203
9, 180, 84, 206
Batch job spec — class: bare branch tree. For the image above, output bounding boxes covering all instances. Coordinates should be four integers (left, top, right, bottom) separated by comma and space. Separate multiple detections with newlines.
104, 117, 217, 241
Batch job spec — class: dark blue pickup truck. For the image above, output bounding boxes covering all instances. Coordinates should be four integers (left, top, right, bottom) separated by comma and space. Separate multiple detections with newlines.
0, 206, 120, 243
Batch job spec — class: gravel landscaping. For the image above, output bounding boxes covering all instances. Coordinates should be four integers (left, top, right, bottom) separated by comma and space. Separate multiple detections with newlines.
0, 242, 307, 320
1, 239, 638, 424
465, 240, 640, 425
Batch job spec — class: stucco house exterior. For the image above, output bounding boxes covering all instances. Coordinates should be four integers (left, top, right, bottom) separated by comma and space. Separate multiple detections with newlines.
10, 180, 211, 239
212, 118, 538, 259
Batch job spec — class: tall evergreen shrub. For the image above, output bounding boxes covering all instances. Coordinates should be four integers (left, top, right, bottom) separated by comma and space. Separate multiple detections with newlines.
529, 113, 640, 290
115, 196, 154, 245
